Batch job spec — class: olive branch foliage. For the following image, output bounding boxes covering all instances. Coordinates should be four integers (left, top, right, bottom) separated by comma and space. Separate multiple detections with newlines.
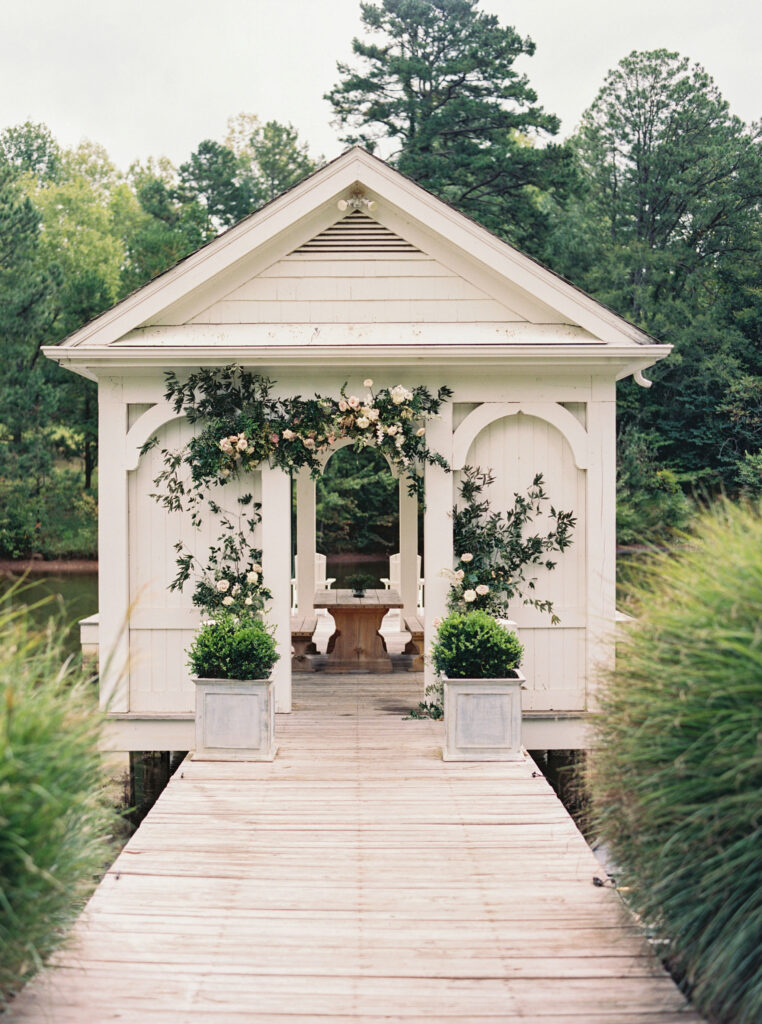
448, 466, 576, 623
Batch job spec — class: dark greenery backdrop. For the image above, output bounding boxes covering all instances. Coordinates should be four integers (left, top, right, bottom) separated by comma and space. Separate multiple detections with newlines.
1, 1, 761, 559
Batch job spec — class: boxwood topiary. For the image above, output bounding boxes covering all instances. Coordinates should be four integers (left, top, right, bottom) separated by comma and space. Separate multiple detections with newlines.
188, 616, 279, 680
431, 610, 523, 679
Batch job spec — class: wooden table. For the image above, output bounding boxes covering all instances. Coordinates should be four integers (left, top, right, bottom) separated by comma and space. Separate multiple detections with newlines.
313, 589, 403, 673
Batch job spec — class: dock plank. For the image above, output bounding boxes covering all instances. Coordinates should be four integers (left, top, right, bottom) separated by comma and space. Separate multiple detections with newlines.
8, 674, 704, 1022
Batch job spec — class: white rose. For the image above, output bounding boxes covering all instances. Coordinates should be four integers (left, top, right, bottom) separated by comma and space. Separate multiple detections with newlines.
244, 596, 253, 606
282, 428, 295, 440
357, 416, 370, 429
222, 596, 234, 606
236, 437, 248, 452
219, 437, 232, 453
303, 437, 316, 449
252, 563, 262, 572
416, 427, 425, 436
348, 395, 360, 409
232, 584, 241, 596
367, 408, 379, 421
338, 400, 348, 412
463, 589, 477, 603
387, 425, 398, 436
363, 378, 373, 388
455, 568, 465, 581
246, 570, 259, 583
461, 553, 473, 563
475, 584, 490, 596
216, 579, 230, 593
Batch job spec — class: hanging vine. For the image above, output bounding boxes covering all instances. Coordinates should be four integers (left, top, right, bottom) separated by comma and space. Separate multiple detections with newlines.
143, 364, 452, 618
442, 467, 576, 624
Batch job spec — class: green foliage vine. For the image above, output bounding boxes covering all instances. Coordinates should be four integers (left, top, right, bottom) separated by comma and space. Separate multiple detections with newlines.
146, 365, 451, 616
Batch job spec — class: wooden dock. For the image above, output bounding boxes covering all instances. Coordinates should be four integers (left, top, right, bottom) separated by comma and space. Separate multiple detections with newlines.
10, 674, 703, 1023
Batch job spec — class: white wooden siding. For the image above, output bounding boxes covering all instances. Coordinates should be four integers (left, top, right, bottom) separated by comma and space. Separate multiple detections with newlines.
128, 417, 262, 713
186, 212, 565, 327
189, 255, 528, 325
463, 412, 588, 712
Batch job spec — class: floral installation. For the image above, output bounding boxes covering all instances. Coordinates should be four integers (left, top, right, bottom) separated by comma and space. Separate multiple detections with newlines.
143, 364, 452, 615
443, 466, 576, 624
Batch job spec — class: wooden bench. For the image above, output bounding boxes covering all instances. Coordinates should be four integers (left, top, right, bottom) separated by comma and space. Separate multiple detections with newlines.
403, 614, 425, 671
291, 615, 318, 672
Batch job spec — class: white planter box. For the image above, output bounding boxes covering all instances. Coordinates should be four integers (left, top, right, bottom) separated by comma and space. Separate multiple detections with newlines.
443, 671, 525, 761
193, 677, 277, 761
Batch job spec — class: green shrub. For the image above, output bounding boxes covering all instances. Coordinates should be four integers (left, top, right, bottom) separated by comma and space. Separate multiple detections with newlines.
588, 499, 762, 1024
0, 587, 118, 1005
616, 427, 692, 545
431, 610, 523, 679
736, 450, 762, 498
187, 615, 279, 680
0, 471, 97, 560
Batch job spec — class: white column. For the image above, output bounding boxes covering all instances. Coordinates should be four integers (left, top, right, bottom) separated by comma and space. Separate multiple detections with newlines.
398, 476, 419, 618
295, 468, 316, 615
585, 381, 617, 711
423, 404, 454, 689
261, 465, 293, 713
98, 378, 129, 712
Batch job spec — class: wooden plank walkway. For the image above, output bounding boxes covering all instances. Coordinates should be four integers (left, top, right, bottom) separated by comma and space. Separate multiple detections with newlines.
9, 674, 703, 1023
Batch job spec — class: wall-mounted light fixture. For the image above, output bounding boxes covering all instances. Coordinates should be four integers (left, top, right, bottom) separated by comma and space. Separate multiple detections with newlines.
337, 191, 377, 213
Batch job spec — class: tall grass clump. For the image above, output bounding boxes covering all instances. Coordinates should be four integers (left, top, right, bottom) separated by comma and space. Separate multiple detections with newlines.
589, 499, 762, 1024
0, 586, 118, 1005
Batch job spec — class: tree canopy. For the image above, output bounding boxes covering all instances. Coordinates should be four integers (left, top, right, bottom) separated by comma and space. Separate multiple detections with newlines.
326, 0, 575, 254
548, 49, 762, 490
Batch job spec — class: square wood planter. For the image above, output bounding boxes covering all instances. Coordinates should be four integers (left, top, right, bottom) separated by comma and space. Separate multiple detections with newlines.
193, 677, 277, 761
443, 671, 525, 761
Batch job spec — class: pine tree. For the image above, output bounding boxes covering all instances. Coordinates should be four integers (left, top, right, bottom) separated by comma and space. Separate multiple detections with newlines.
326, 0, 575, 254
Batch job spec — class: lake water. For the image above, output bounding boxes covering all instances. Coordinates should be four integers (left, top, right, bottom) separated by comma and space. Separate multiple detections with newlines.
0, 572, 98, 658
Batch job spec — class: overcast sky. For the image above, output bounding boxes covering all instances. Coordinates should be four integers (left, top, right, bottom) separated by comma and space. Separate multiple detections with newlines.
2, 0, 760, 172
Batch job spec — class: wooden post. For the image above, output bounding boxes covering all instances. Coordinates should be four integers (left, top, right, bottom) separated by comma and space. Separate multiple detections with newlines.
261, 465, 292, 713
398, 476, 419, 618
423, 404, 454, 689
99, 378, 129, 712
295, 468, 316, 616
585, 383, 617, 711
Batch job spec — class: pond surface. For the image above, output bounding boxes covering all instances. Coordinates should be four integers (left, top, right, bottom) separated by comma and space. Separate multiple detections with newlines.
326, 557, 390, 589
0, 572, 98, 658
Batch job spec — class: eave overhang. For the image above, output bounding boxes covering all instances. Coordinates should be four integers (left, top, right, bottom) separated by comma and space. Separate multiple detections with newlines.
43, 341, 671, 383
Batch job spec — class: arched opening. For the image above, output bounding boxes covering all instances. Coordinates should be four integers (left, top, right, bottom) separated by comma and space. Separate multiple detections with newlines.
317, 445, 398, 589
291, 441, 423, 674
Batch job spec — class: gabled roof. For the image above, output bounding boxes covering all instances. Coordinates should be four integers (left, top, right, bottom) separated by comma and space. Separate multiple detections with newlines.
43, 146, 668, 377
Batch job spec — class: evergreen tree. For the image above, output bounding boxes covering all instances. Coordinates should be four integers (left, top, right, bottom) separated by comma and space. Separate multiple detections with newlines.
548, 50, 762, 489
0, 164, 56, 481
326, 0, 575, 254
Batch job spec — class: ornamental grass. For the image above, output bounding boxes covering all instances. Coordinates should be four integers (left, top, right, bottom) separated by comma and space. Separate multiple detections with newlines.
588, 499, 762, 1024
0, 586, 119, 1005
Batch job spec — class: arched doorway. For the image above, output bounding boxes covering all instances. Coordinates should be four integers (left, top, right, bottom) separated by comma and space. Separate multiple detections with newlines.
292, 439, 422, 672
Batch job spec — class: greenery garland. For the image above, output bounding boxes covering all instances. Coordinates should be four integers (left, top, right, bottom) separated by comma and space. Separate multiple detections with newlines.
144, 364, 452, 618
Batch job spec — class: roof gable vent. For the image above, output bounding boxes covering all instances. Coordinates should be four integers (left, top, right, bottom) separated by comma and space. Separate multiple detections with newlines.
291, 210, 421, 256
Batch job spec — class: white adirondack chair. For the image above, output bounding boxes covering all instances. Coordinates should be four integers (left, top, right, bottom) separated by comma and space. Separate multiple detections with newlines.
381, 553, 424, 611
291, 553, 336, 612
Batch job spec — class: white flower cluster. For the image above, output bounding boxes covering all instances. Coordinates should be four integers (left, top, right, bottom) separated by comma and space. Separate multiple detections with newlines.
212, 561, 265, 613
390, 384, 413, 405
219, 433, 248, 454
